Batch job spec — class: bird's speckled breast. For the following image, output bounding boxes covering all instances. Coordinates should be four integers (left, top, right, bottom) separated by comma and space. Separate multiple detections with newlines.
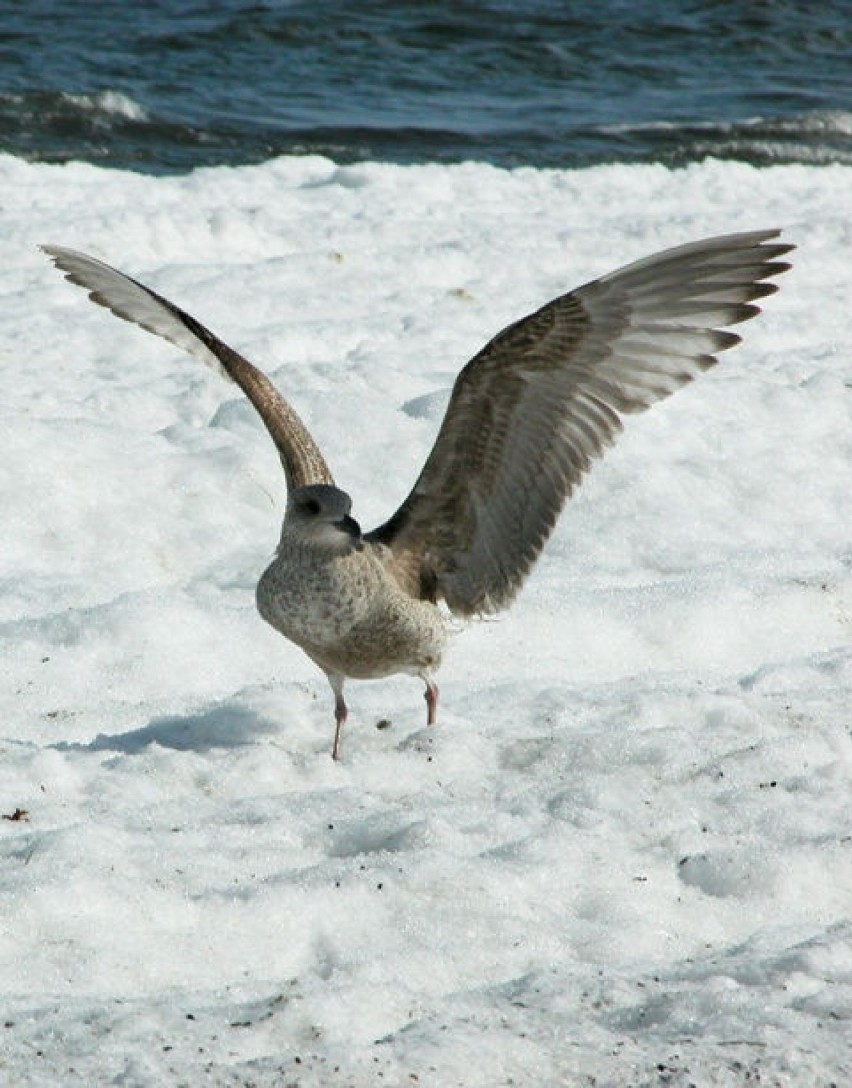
256, 541, 446, 680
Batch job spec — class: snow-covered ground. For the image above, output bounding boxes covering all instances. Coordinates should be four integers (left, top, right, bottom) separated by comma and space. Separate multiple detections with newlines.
1, 153, 851, 1086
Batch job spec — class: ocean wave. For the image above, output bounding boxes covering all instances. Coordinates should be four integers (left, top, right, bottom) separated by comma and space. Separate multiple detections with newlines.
0, 89, 195, 170
0, 88, 149, 128
61, 90, 150, 123
599, 110, 852, 167
603, 109, 852, 138
1, 89, 850, 174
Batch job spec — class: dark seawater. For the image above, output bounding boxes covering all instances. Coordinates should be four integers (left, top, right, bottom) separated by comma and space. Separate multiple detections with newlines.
1, 0, 850, 174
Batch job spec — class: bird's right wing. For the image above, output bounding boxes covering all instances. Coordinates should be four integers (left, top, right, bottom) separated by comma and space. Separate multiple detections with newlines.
42, 246, 334, 491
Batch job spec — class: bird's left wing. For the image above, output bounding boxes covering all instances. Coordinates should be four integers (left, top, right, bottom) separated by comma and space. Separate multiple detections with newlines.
368, 230, 793, 615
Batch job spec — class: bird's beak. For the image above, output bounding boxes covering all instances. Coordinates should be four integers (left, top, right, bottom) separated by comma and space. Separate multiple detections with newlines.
338, 514, 363, 547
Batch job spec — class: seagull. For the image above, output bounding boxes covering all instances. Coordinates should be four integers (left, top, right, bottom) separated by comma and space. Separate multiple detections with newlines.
42, 230, 792, 759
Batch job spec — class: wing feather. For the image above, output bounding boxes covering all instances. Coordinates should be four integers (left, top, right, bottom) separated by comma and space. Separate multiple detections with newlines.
41, 246, 333, 491
369, 229, 793, 615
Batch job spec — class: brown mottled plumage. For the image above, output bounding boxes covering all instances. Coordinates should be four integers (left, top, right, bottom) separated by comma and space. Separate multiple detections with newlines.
42, 230, 793, 758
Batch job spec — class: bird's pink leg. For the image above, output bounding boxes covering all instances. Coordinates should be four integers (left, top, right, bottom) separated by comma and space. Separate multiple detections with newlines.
424, 676, 439, 726
328, 673, 347, 761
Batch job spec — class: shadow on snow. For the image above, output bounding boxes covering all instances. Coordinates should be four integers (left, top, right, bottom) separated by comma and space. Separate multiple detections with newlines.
53, 703, 279, 755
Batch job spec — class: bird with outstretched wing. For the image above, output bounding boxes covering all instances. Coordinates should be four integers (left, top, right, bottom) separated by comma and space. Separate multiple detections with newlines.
43, 229, 793, 758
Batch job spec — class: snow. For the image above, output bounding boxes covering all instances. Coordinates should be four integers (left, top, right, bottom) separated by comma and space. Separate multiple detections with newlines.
1, 151, 851, 1085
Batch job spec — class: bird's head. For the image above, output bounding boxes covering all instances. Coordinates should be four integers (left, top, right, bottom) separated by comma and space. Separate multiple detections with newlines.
283, 484, 363, 555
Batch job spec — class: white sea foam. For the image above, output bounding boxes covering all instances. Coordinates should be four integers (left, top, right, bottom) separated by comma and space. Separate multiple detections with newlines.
63, 89, 149, 122
1, 152, 851, 1085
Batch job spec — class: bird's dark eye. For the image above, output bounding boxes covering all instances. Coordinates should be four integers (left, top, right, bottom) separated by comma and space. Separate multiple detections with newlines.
303, 497, 321, 516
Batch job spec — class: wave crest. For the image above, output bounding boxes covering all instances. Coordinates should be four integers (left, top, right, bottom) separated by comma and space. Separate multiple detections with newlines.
61, 90, 149, 123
